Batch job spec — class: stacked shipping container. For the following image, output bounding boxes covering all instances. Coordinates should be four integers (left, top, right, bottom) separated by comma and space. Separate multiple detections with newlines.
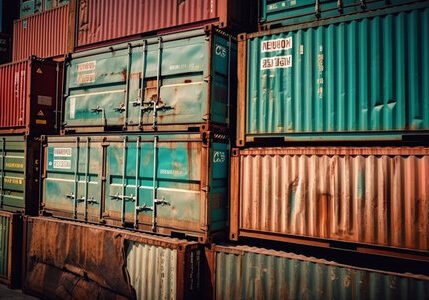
0, 0, 428, 297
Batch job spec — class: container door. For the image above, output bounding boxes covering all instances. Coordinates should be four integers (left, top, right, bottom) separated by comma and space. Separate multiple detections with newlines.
0, 136, 26, 213
43, 137, 103, 221
104, 135, 203, 236
64, 49, 131, 129
127, 34, 209, 129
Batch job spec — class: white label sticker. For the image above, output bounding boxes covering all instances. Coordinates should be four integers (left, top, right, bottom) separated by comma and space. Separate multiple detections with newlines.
76, 73, 96, 84
261, 37, 292, 52
38, 95, 52, 106
261, 55, 292, 70
77, 61, 96, 72
54, 148, 72, 157
69, 98, 75, 119
213, 151, 226, 163
53, 159, 71, 169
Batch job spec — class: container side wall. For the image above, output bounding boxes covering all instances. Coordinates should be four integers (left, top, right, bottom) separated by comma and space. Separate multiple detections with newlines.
246, 6, 429, 140
237, 147, 429, 253
214, 245, 429, 300
0, 61, 28, 129
0, 214, 9, 278
126, 241, 178, 300
12, 4, 69, 60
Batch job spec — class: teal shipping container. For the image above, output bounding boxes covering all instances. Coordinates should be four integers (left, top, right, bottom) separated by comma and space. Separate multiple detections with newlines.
0, 135, 41, 215
63, 28, 236, 133
41, 132, 229, 242
237, 3, 429, 146
259, 0, 423, 28
19, 0, 67, 18
207, 244, 429, 300
0, 211, 22, 289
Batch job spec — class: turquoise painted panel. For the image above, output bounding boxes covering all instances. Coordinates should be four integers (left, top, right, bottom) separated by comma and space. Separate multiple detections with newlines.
260, 0, 421, 26
246, 6, 429, 140
64, 29, 236, 130
0, 136, 25, 213
43, 137, 103, 221
215, 245, 429, 300
42, 133, 229, 240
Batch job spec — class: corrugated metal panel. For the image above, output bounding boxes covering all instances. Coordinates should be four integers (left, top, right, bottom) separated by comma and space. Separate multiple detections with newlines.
239, 5, 429, 144
0, 214, 9, 278
0, 58, 62, 135
213, 244, 429, 300
42, 132, 229, 242
24, 216, 201, 299
232, 147, 429, 253
0, 60, 27, 129
75, 0, 256, 49
126, 241, 178, 300
63, 28, 236, 132
12, 4, 68, 60
259, 0, 422, 27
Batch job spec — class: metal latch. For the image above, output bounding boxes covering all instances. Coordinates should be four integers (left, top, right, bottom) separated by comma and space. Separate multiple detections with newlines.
91, 106, 103, 113
109, 193, 136, 201
113, 103, 126, 113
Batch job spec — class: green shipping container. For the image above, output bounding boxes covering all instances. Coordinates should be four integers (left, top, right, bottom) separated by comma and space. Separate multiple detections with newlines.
42, 132, 229, 242
208, 244, 429, 300
0, 211, 22, 289
0, 135, 41, 215
237, 3, 429, 145
259, 0, 422, 28
19, 0, 42, 18
63, 28, 236, 133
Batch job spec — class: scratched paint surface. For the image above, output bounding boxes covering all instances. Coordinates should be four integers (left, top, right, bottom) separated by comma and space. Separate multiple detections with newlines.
64, 29, 235, 129
246, 6, 429, 139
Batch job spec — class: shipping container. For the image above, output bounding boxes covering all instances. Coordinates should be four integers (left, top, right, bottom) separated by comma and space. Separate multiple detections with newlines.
24, 216, 202, 299
0, 211, 22, 289
230, 147, 429, 260
0, 57, 62, 135
41, 132, 229, 243
0, 135, 41, 215
72, 0, 257, 50
206, 244, 429, 300
237, 3, 429, 146
12, 4, 69, 61
259, 0, 422, 28
0, 32, 10, 64
63, 28, 236, 134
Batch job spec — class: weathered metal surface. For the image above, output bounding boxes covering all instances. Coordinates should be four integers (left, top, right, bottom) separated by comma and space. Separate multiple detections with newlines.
0, 211, 22, 289
237, 4, 429, 145
13, 4, 69, 60
19, 0, 42, 18
74, 0, 256, 49
0, 57, 62, 135
0, 135, 42, 215
259, 0, 422, 28
208, 244, 429, 300
24, 216, 201, 299
42, 132, 229, 242
63, 28, 236, 133
230, 147, 429, 257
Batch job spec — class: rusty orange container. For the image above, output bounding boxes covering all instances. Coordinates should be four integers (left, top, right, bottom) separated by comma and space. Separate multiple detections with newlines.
73, 0, 257, 49
230, 146, 429, 261
12, 4, 69, 61
0, 57, 62, 135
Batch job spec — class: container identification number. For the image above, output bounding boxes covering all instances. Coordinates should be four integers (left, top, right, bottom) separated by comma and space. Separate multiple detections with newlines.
261, 55, 292, 70
52, 159, 72, 169
54, 148, 72, 157
261, 37, 292, 52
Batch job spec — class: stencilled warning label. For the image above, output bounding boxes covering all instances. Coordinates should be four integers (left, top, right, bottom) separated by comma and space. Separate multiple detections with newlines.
76, 73, 96, 84
77, 61, 96, 72
261, 37, 292, 52
261, 55, 292, 70
54, 148, 72, 157
53, 160, 72, 169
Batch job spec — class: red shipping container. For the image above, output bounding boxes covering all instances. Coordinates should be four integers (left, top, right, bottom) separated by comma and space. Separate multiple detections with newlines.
12, 5, 69, 61
0, 57, 62, 135
74, 0, 257, 49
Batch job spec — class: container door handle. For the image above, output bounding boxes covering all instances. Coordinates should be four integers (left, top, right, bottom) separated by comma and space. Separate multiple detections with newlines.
154, 197, 169, 206
91, 106, 103, 113
109, 193, 136, 201
113, 104, 126, 113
